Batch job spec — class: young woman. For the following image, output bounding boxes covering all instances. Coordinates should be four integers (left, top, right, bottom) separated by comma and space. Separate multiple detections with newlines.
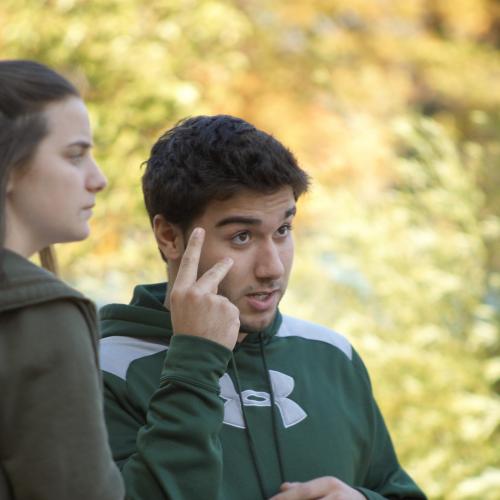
0, 60, 124, 500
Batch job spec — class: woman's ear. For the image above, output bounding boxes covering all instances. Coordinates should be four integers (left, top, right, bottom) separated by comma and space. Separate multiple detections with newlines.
152, 214, 185, 262
6, 172, 15, 194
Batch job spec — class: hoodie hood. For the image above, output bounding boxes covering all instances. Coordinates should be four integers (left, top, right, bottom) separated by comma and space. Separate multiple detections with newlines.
0, 249, 85, 313
100, 282, 282, 344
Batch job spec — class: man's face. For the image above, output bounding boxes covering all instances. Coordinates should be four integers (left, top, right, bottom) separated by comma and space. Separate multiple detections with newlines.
186, 186, 296, 333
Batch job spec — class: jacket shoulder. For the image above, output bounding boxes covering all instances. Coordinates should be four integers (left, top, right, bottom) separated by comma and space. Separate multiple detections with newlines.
0, 250, 86, 313
277, 315, 353, 360
100, 336, 168, 380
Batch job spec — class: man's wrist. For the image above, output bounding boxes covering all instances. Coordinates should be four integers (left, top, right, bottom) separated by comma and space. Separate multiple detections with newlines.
162, 334, 232, 390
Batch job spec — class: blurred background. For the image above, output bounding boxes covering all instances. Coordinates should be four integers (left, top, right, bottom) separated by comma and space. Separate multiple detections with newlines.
2, 0, 499, 497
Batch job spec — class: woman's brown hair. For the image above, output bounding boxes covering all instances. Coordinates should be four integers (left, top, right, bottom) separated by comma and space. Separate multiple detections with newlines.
0, 60, 79, 273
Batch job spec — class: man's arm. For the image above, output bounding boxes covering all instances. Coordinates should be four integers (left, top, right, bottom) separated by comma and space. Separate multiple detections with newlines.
353, 395, 427, 500
104, 334, 232, 499
103, 228, 240, 499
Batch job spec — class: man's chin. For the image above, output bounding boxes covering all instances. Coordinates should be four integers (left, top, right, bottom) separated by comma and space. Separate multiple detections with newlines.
239, 314, 276, 335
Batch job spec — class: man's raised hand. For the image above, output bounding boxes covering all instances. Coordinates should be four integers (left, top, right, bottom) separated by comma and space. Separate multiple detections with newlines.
169, 227, 240, 350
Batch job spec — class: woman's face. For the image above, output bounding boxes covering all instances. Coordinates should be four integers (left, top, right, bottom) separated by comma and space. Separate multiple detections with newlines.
5, 96, 107, 257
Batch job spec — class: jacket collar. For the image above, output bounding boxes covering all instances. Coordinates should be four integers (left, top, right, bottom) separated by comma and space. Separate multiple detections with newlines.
123, 281, 282, 343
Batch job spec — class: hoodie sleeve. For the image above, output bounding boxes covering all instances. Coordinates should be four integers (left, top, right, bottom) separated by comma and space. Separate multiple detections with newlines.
103, 334, 232, 500
351, 351, 427, 500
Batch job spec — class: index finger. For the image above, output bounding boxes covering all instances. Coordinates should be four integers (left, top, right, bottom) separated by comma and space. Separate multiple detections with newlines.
195, 257, 234, 294
173, 227, 205, 290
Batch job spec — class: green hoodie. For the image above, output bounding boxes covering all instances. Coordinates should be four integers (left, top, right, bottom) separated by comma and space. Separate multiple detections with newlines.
100, 283, 426, 500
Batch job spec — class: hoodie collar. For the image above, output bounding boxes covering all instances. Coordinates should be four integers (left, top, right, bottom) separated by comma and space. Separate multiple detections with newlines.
100, 281, 282, 343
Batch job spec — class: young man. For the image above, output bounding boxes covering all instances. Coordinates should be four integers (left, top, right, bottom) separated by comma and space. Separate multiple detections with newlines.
100, 115, 426, 500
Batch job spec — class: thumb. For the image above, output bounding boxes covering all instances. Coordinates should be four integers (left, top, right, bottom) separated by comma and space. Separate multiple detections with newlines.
281, 482, 300, 491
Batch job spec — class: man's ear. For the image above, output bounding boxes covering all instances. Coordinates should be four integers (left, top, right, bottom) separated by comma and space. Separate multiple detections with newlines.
152, 214, 185, 262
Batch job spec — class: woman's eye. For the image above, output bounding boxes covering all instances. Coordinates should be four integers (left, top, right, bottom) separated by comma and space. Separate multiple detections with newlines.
67, 149, 86, 163
232, 232, 250, 245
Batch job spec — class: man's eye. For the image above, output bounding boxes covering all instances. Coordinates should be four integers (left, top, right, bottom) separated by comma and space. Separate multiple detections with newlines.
276, 224, 292, 237
232, 232, 250, 245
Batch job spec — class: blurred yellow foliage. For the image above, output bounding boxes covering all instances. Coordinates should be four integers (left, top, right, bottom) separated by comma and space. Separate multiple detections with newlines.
3, 1, 499, 498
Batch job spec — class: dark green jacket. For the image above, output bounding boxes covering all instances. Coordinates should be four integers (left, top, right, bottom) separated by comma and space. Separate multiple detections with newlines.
100, 283, 426, 500
0, 250, 124, 500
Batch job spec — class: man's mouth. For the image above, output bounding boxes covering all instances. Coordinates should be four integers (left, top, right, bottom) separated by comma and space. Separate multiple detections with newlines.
245, 290, 279, 311
248, 292, 273, 300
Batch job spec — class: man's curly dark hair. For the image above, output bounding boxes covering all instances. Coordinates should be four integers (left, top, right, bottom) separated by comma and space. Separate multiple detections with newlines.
142, 114, 310, 231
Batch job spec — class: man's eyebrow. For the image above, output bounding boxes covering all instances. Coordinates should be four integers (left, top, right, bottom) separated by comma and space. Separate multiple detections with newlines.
215, 206, 296, 228
215, 216, 261, 228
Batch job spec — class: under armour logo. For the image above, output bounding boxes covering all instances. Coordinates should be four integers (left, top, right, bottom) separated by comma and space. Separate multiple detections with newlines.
219, 370, 307, 429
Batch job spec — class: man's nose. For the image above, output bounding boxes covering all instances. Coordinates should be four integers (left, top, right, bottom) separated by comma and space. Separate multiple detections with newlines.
254, 240, 285, 281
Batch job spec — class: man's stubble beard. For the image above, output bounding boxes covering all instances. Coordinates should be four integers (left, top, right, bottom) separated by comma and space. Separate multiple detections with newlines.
223, 286, 285, 335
